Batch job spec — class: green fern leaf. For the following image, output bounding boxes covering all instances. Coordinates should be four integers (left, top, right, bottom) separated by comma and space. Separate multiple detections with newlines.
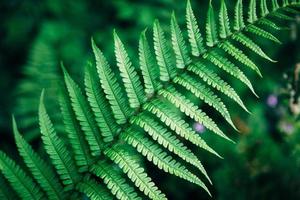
270, 11, 295, 21
160, 83, 235, 138
105, 145, 167, 200
187, 63, 249, 113
248, 0, 258, 23
247, 25, 281, 44
218, 41, 262, 77
232, 33, 276, 62
234, 0, 245, 31
258, 18, 282, 30
174, 74, 238, 132
171, 12, 191, 68
59, 89, 94, 172
131, 113, 211, 183
204, 51, 258, 97
91, 161, 141, 200
85, 62, 119, 142
139, 29, 160, 95
114, 31, 146, 108
219, 0, 231, 39
260, 0, 269, 16
144, 100, 222, 157
153, 20, 176, 81
92, 39, 132, 124
206, 1, 218, 47
121, 129, 211, 196
39, 91, 80, 189
186, 0, 206, 56
0, 174, 17, 200
0, 151, 45, 200
63, 66, 104, 156
272, 0, 280, 10
76, 177, 113, 200
13, 117, 65, 200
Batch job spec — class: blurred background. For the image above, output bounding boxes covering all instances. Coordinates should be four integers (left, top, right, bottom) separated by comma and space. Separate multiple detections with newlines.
0, 0, 300, 199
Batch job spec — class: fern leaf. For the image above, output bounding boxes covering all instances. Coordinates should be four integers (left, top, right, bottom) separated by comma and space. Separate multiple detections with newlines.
63, 66, 104, 156
206, 1, 218, 47
144, 100, 222, 157
248, 0, 258, 23
114, 31, 146, 108
131, 113, 211, 183
105, 145, 167, 200
219, 0, 231, 39
247, 25, 281, 44
260, 0, 269, 16
0, 151, 45, 200
153, 20, 176, 81
39, 91, 79, 189
218, 41, 262, 77
186, 0, 206, 56
92, 39, 132, 124
258, 18, 282, 30
59, 89, 94, 172
0, 174, 18, 200
13, 117, 65, 200
85, 62, 119, 142
139, 29, 160, 95
270, 11, 295, 21
232, 33, 276, 62
171, 12, 191, 68
159, 85, 234, 139
91, 161, 141, 200
187, 63, 249, 113
204, 51, 258, 97
174, 73, 237, 130
76, 177, 113, 200
234, 0, 245, 31
272, 0, 280, 10
121, 129, 211, 196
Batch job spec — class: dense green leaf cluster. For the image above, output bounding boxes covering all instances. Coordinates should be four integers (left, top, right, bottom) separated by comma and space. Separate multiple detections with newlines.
1, 0, 300, 199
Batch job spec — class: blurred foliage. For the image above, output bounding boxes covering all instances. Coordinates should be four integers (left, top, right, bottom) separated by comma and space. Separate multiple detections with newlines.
0, 0, 300, 199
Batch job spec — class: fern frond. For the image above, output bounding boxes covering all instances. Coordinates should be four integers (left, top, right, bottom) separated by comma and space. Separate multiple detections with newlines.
105, 145, 167, 200
219, 0, 231, 39
92, 39, 132, 124
91, 161, 141, 200
204, 51, 258, 97
76, 177, 113, 200
186, 0, 206, 56
131, 113, 211, 183
232, 33, 276, 62
171, 12, 192, 69
187, 63, 249, 113
114, 31, 146, 108
258, 18, 282, 30
260, 0, 269, 16
234, 0, 245, 31
63, 66, 104, 156
174, 74, 237, 132
247, 24, 281, 44
218, 41, 262, 77
248, 0, 258, 23
139, 30, 160, 95
121, 129, 211, 196
0, 174, 17, 200
206, 1, 218, 47
272, 0, 280, 11
0, 151, 45, 200
85, 62, 119, 142
13, 117, 65, 200
59, 89, 94, 172
153, 20, 176, 81
144, 100, 222, 157
39, 91, 79, 189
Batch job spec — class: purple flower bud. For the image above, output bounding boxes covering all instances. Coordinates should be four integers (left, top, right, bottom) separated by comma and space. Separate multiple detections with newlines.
267, 94, 278, 108
193, 122, 206, 133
